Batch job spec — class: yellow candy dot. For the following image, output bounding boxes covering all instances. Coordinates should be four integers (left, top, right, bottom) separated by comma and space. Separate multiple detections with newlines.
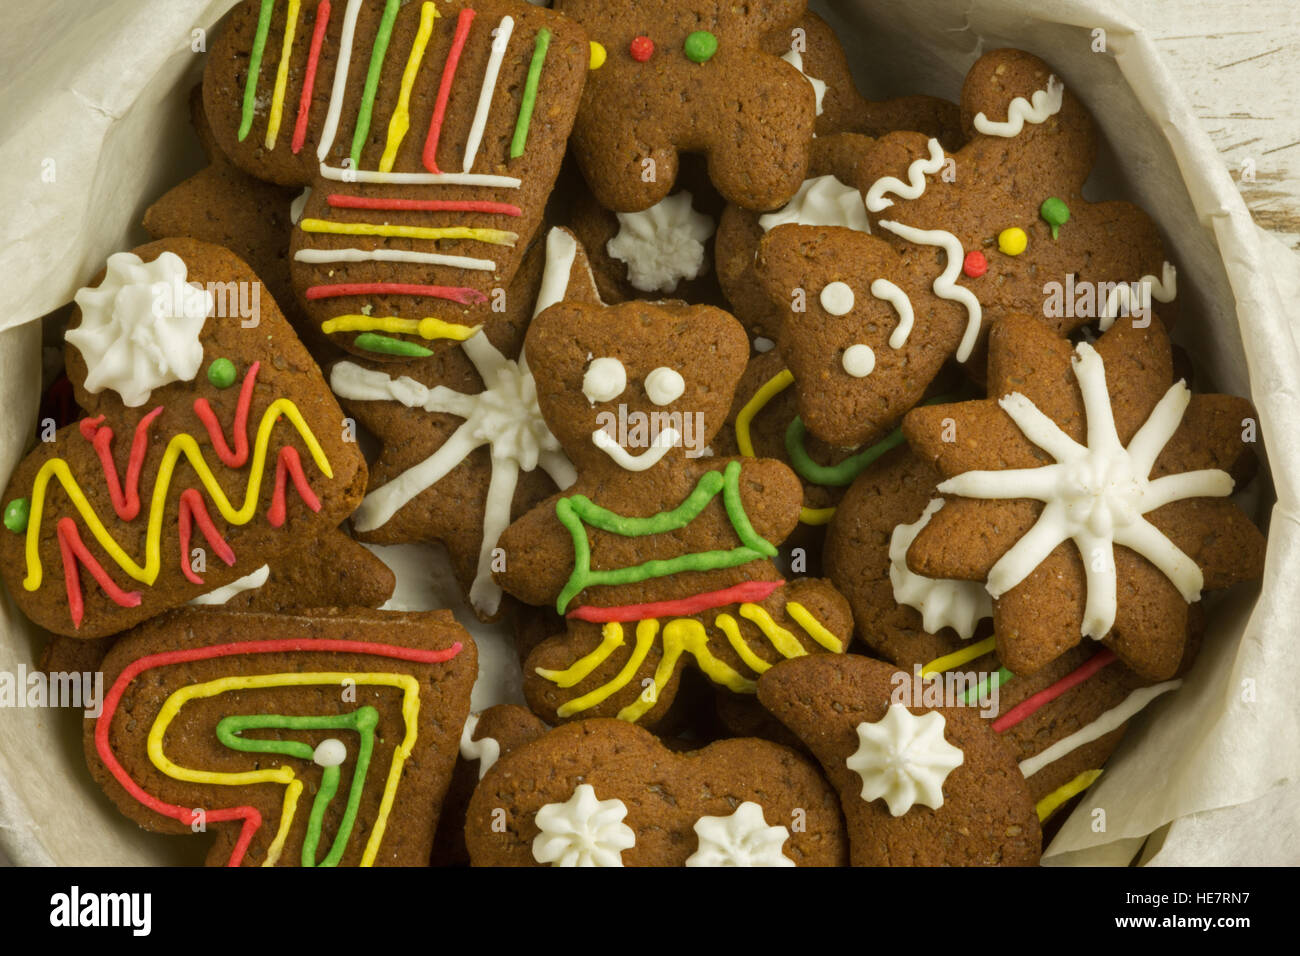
589, 41, 607, 70
998, 227, 1028, 256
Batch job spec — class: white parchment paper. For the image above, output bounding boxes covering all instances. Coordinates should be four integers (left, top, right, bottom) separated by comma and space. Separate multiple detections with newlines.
1, 0, 1297, 865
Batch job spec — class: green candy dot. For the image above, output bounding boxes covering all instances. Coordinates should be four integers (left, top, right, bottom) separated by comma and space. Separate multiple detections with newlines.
207, 357, 238, 388
1040, 196, 1070, 239
684, 30, 718, 64
4, 498, 29, 534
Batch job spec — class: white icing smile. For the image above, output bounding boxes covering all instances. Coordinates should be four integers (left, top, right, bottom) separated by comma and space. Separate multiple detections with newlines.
591, 425, 680, 471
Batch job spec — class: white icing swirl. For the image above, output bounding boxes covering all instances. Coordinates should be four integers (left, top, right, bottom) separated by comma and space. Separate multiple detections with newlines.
532, 784, 636, 867
606, 192, 715, 293
846, 704, 964, 816
973, 75, 1065, 138
865, 138, 946, 212
685, 802, 794, 867
759, 175, 870, 234
889, 500, 992, 640
68, 251, 212, 408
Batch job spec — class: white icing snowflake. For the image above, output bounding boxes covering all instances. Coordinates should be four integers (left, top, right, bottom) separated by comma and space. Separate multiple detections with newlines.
329, 229, 580, 616
532, 784, 636, 867
685, 802, 794, 867
938, 341, 1234, 640
606, 192, 715, 293
846, 704, 963, 816
889, 500, 992, 640
68, 251, 212, 407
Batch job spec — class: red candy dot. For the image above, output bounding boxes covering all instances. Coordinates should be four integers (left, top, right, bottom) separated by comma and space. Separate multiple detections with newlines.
963, 250, 988, 278
630, 35, 654, 62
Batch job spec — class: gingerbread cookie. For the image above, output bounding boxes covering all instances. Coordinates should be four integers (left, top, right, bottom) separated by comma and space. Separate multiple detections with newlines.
758, 653, 1041, 866
465, 718, 847, 866
556, 0, 816, 212
854, 49, 1175, 371
760, 12, 963, 147
431, 703, 549, 865
204, 0, 590, 359
902, 312, 1265, 680
0, 238, 366, 637
40, 527, 396, 675
327, 227, 601, 618
493, 297, 853, 727
85, 607, 476, 867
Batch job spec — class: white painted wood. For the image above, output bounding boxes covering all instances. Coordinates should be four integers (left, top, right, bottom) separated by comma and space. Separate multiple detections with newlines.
1126, 0, 1300, 249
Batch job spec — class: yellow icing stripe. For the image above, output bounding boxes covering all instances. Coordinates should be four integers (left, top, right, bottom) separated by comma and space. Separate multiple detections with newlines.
715, 613, 771, 675
262, 780, 304, 867
786, 601, 845, 653
739, 603, 807, 659
735, 368, 794, 458
537, 621, 625, 688
799, 505, 836, 525
1036, 768, 1103, 822
379, 2, 438, 172
617, 620, 756, 723
555, 620, 656, 719
264, 0, 302, 150
23, 399, 331, 591
319, 315, 480, 341
146, 672, 419, 867
733, 367, 831, 526
921, 636, 997, 677
300, 218, 518, 246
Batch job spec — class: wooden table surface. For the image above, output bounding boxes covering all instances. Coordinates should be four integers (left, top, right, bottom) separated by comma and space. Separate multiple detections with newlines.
1128, 0, 1300, 250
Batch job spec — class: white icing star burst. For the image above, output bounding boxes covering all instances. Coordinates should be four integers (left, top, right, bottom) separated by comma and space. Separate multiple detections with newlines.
685, 802, 794, 867
889, 499, 992, 640
606, 191, 715, 293
938, 341, 1234, 640
331, 334, 576, 616
846, 704, 963, 816
68, 251, 212, 407
532, 784, 636, 867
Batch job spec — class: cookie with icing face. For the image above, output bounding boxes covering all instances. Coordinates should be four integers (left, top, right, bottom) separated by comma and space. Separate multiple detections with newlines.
0, 238, 367, 638
760, 12, 963, 148
203, 0, 589, 361
823, 444, 1202, 808
493, 297, 853, 728
854, 49, 1177, 372
85, 607, 476, 867
758, 654, 1041, 866
465, 718, 846, 866
903, 312, 1265, 681
327, 227, 600, 620
569, 155, 727, 306
40, 526, 396, 676
555, 0, 816, 212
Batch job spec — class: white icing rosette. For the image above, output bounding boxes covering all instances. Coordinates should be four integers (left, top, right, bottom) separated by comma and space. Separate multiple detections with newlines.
685, 802, 794, 867
67, 251, 211, 408
531, 784, 636, 867
606, 191, 715, 293
846, 704, 964, 816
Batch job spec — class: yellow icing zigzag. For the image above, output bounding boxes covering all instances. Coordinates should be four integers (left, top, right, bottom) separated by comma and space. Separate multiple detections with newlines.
23, 399, 333, 592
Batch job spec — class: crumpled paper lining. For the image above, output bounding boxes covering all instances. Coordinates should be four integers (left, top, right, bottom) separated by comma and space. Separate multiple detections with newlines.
1, 0, 1297, 864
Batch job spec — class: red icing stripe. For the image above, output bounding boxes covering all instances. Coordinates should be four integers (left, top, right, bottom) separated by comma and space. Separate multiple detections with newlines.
94, 638, 463, 867
268, 447, 322, 527
193, 361, 260, 468
178, 489, 237, 584
326, 194, 523, 216
305, 282, 488, 305
80, 407, 164, 522
57, 518, 142, 628
421, 8, 476, 173
992, 648, 1118, 734
567, 580, 786, 623
291, 0, 332, 155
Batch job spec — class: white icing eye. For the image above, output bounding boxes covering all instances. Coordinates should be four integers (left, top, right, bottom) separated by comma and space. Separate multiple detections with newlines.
644, 366, 685, 405
313, 738, 347, 768
843, 344, 876, 378
583, 357, 626, 404
820, 281, 855, 316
